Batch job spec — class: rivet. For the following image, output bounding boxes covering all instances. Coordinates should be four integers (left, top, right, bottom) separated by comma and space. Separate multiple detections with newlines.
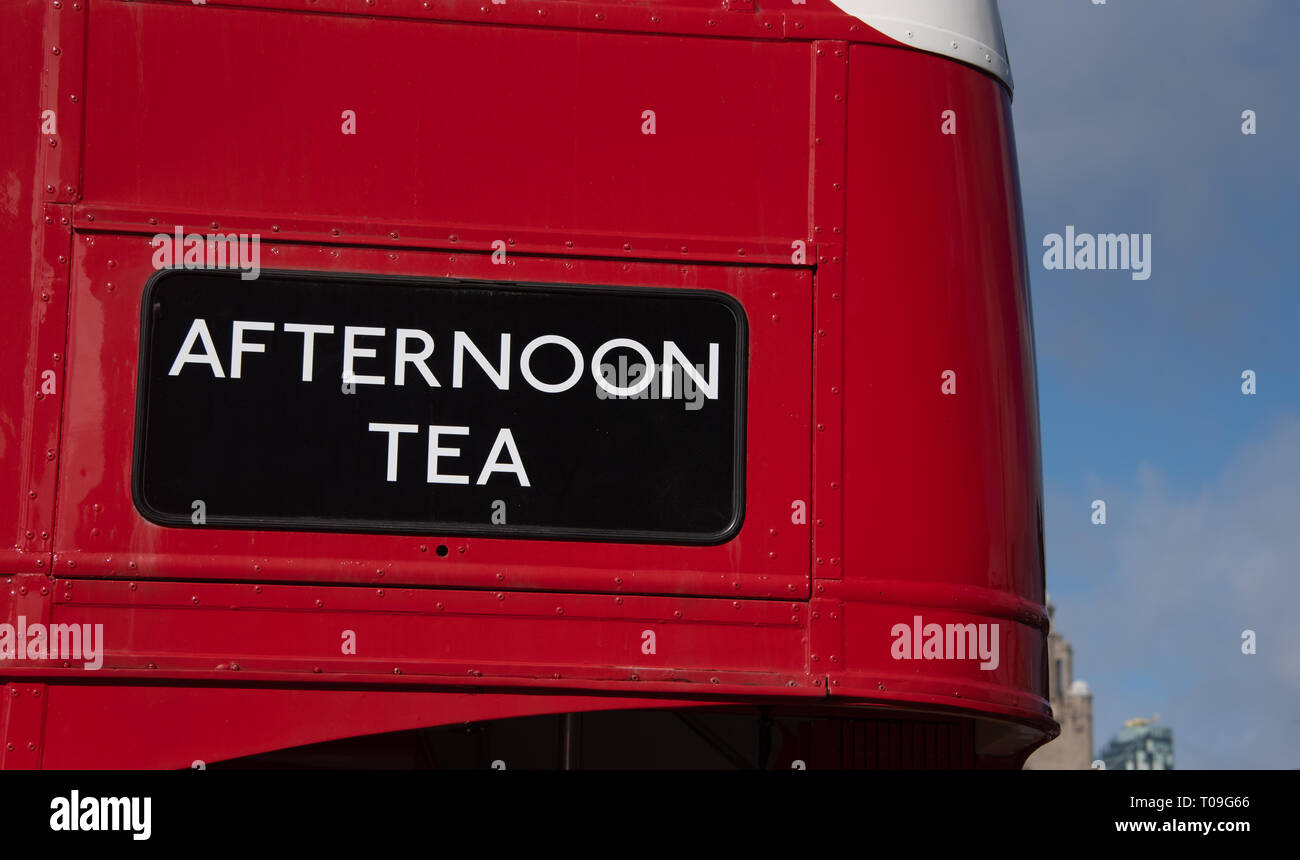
315, 599, 324, 608
191, 596, 199, 604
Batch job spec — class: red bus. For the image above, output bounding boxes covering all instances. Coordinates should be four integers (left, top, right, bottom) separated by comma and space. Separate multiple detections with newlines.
1, 0, 1051, 769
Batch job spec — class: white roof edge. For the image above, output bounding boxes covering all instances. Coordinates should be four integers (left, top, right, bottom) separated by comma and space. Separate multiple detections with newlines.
825, 0, 1013, 92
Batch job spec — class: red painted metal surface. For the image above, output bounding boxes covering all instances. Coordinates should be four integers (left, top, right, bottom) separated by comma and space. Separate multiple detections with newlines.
1, 0, 1055, 768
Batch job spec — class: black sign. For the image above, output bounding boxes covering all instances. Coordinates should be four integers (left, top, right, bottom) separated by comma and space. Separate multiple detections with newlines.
133, 270, 747, 543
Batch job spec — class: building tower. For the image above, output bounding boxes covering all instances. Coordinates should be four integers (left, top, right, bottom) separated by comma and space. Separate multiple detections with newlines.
1099, 717, 1175, 770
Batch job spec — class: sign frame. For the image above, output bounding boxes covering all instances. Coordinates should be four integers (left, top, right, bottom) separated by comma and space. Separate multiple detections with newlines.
131, 267, 750, 546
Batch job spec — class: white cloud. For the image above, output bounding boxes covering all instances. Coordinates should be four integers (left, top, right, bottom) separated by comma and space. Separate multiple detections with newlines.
1052, 416, 1300, 767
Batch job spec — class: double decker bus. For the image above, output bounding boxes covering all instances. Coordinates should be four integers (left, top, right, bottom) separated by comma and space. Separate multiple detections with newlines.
0, 0, 1052, 769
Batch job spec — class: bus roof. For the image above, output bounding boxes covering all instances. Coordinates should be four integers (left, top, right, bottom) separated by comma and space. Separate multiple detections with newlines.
828, 0, 1013, 91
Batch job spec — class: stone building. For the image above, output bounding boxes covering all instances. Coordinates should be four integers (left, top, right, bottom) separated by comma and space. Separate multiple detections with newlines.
1024, 595, 1094, 769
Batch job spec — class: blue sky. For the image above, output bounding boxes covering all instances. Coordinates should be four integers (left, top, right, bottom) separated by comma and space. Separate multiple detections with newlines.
1001, 0, 1299, 768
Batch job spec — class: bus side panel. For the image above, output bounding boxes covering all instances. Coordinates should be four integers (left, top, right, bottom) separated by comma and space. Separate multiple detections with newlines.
832, 46, 1050, 730
0, 0, 59, 575
80, 0, 811, 258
